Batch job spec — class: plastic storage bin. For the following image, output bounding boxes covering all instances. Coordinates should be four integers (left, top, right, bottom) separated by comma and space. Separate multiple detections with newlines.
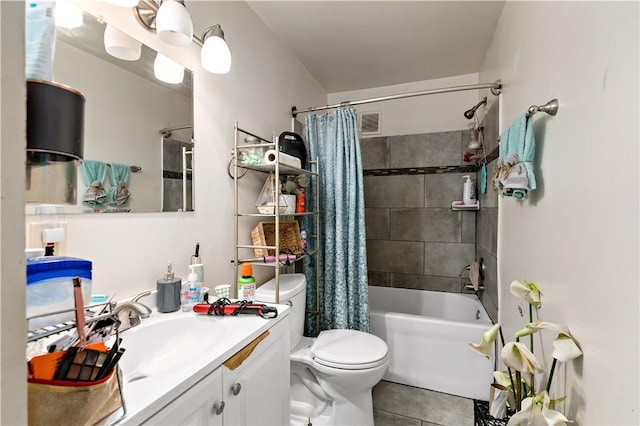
27, 256, 92, 329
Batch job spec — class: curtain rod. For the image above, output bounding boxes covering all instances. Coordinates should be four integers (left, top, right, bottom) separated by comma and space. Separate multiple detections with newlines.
291, 80, 502, 118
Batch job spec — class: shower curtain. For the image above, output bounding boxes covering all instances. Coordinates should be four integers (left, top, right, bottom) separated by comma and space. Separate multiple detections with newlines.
303, 106, 369, 333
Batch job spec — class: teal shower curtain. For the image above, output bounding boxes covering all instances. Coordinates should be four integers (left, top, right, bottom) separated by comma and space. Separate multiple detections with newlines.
303, 107, 369, 333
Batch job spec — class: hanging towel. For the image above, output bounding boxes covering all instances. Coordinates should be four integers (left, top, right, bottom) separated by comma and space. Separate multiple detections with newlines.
494, 113, 536, 199
80, 160, 108, 208
480, 163, 487, 194
107, 163, 131, 206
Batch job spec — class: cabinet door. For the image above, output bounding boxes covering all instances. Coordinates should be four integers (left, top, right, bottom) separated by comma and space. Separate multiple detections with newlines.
143, 367, 224, 426
223, 318, 290, 426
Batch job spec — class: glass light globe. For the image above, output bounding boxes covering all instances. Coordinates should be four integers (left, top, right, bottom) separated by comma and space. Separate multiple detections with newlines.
201, 35, 231, 74
154, 53, 184, 84
156, 0, 193, 47
55, 0, 83, 29
104, 25, 141, 61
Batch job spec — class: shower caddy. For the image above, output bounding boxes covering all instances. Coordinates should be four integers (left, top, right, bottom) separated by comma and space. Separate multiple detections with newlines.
232, 121, 321, 333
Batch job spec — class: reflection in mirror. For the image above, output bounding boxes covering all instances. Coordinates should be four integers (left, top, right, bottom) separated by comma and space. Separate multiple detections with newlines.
27, 10, 194, 213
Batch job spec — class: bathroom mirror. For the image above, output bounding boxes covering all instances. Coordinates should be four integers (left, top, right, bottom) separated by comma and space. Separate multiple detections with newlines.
26, 11, 194, 214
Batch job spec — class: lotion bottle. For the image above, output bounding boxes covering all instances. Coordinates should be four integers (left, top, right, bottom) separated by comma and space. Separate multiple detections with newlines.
463, 175, 476, 205
237, 263, 256, 301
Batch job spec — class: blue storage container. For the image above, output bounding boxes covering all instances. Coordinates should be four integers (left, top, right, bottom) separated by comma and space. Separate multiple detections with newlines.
26, 256, 92, 329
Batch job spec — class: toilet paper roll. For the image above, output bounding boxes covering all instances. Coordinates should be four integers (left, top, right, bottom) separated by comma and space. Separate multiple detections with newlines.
263, 150, 302, 169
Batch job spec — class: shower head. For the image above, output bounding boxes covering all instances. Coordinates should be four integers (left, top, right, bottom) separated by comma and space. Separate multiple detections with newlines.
463, 97, 488, 119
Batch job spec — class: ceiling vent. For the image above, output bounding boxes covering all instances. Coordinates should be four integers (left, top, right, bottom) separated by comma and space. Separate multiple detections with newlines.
359, 111, 381, 135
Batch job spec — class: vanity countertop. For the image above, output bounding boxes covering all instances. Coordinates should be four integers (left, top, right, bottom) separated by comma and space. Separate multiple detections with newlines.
105, 302, 290, 425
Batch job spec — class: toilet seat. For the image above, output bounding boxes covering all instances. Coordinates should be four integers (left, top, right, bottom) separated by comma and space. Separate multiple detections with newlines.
311, 330, 388, 370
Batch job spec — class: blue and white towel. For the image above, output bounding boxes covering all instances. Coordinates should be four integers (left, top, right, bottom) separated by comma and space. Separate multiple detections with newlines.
493, 113, 536, 199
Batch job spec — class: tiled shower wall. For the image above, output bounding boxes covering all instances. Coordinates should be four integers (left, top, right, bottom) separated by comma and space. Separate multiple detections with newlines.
361, 102, 499, 322
475, 101, 499, 322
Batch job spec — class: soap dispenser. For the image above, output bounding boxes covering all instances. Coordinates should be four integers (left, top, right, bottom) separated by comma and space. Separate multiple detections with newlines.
157, 262, 181, 313
463, 175, 476, 205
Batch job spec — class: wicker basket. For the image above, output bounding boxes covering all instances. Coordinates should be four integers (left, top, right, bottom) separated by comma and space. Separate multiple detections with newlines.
251, 221, 303, 257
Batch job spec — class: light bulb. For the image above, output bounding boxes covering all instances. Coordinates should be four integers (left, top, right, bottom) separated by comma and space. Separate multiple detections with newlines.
55, 0, 83, 29
154, 53, 184, 84
156, 0, 193, 47
201, 35, 231, 74
104, 25, 141, 61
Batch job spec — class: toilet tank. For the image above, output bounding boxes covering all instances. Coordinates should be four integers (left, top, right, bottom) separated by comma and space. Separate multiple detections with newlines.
255, 273, 306, 350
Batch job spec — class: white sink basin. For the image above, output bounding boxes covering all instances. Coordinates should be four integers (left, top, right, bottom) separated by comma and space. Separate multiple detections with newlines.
118, 315, 233, 383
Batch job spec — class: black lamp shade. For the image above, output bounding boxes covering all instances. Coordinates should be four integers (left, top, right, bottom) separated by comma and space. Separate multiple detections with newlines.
27, 79, 85, 160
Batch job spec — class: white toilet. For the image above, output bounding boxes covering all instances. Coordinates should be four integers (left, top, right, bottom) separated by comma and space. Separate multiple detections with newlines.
255, 274, 389, 426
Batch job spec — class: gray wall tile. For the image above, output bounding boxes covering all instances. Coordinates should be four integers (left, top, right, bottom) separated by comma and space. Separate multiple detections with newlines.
390, 274, 462, 292
389, 131, 462, 168
365, 208, 389, 240
461, 211, 476, 243
483, 99, 500, 154
360, 136, 389, 169
477, 245, 498, 321
364, 175, 424, 208
424, 242, 475, 277
390, 208, 461, 242
367, 240, 423, 274
476, 207, 498, 257
367, 271, 390, 287
425, 172, 467, 207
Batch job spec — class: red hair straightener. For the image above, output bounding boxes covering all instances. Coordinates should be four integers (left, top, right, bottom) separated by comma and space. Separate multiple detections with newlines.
193, 297, 278, 319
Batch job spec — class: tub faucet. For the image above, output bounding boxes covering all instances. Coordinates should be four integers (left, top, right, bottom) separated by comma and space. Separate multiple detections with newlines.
459, 264, 471, 277
113, 291, 152, 332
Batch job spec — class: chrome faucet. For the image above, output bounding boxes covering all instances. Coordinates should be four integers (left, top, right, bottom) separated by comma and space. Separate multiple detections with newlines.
113, 291, 152, 332
459, 264, 471, 277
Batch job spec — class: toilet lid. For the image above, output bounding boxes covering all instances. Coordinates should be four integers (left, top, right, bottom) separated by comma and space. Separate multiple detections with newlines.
311, 329, 388, 370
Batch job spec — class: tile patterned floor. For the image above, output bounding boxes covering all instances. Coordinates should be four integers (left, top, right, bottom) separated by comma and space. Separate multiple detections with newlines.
373, 381, 474, 426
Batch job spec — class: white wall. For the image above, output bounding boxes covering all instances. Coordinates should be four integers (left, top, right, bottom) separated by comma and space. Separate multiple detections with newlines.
480, 2, 639, 424
0, 3, 27, 423
328, 73, 483, 136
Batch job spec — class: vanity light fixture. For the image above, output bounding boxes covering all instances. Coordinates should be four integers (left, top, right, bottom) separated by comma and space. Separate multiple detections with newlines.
154, 52, 184, 84
104, 25, 142, 61
54, 0, 83, 29
156, 0, 193, 47
134, 0, 231, 74
201, 25, 231, 74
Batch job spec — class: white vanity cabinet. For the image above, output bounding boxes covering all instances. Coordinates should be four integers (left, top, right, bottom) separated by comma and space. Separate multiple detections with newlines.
141, 316, 289, 426
143, 367, 224, 425
222, 317, 290, 426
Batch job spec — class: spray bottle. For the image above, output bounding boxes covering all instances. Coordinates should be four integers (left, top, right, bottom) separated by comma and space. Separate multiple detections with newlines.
182, 265, 201, 312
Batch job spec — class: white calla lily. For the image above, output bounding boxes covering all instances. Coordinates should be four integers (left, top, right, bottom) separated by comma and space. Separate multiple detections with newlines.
507, 391, 570, 425
469, 324, 500, 360
552, 334, 583, 362
510, 280, 542, 307
501, 342, 546, 374
514, 321, 583, 362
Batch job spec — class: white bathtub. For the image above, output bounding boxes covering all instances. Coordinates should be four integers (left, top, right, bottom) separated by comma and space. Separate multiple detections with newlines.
369, 286, 494, 401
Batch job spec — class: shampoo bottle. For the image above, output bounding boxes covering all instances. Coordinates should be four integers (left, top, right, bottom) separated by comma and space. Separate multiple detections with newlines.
463, 175, 476, 205
237, 263, 256, 301
157, 262, 181, 313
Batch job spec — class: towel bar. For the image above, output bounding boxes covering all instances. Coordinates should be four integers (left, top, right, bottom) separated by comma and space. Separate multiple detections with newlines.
526, 98, 559, 118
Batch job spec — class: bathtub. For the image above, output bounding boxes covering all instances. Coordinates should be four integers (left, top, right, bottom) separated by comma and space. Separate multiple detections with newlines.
369, 286, 494, 401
